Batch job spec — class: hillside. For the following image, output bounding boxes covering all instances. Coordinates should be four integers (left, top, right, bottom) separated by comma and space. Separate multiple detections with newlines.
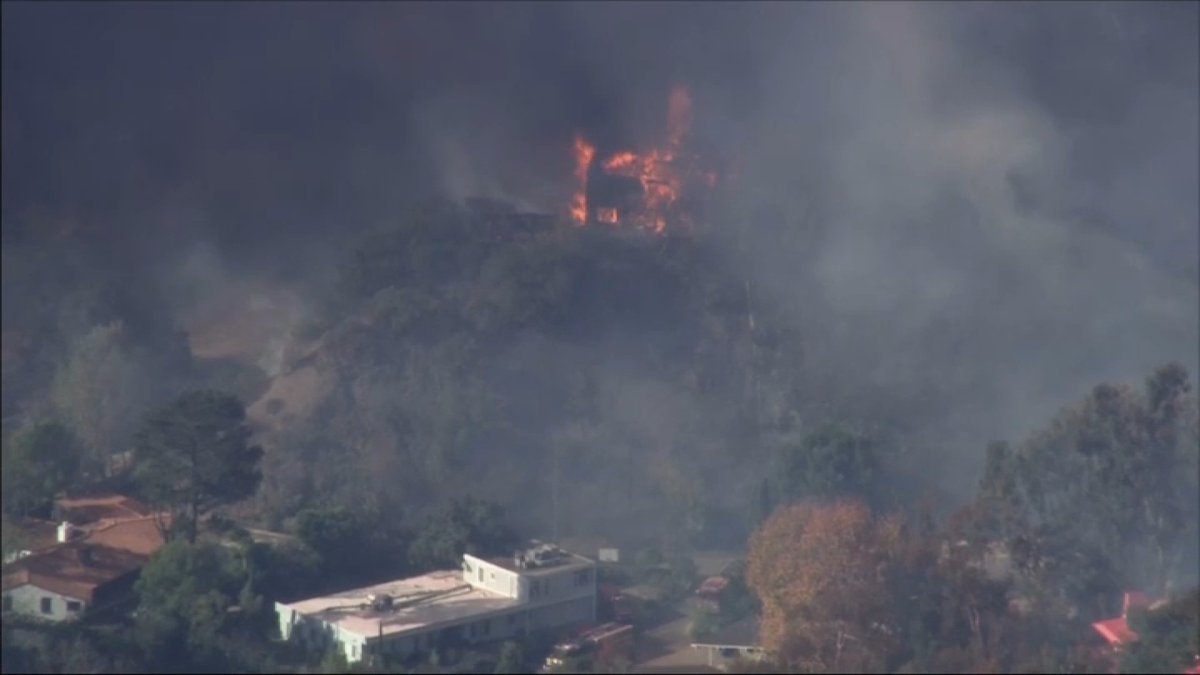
243, 199, 808, 546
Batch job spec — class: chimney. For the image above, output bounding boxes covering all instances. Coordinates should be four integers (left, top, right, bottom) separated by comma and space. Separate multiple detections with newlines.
56, 521, 74, 543
1122, 592, 1149, 618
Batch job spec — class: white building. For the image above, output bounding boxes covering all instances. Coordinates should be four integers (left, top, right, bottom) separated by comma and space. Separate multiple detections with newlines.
276, 542, 597, 663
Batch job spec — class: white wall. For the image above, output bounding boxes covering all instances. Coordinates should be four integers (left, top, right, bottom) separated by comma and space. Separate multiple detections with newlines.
522, 564, 596, 607
529, 596, 594, 631
2, 584, 87, 622
462, 554, 521, 599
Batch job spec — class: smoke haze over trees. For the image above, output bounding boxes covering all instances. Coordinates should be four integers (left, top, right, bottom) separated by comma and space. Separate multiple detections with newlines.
1, 3, 1197, 671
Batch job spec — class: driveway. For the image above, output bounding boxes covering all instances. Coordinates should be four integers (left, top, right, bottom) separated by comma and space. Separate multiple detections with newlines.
634, 611, 716, 673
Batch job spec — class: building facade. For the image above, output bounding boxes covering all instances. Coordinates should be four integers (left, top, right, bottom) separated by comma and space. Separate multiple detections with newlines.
1, 505, 165, 623
276, 542, 597, 663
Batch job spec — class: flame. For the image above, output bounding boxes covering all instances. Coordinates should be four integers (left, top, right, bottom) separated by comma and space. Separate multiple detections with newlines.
569, 85, 719, 234
570, 135, 596, 225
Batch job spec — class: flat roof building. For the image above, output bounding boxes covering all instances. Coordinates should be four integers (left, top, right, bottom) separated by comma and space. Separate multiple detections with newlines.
276, 541, 597, 664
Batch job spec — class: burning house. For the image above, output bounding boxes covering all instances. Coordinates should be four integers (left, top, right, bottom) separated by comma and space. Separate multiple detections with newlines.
570, 85, 724, 234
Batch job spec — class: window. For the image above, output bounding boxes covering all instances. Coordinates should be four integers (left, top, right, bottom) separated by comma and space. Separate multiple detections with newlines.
574, 569, 592, 587
40, 597, 52, 614
66, 601, 82, 612
479, 567, 484, 583
481, 619, 491, 637
508, 613, 518, 625
3, 596, 12, 612
530, 580, 541, 599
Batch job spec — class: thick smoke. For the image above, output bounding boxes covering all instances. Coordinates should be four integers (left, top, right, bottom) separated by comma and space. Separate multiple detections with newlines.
3, 2, 1196, 503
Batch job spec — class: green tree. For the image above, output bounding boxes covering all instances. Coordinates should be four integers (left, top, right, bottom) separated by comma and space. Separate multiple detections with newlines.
1, 420, 84, 517
780, 422, 880, 504
134, 540, 243, 671
494, 641, 524, 674
408, 497, 516, 571
133, 390, 263, 543
989, 363, 1199, 598
296, 506, 363, 559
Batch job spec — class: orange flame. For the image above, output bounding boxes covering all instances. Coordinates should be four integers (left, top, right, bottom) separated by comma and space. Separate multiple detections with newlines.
570, 134, 596, 225
569, 85, 717, 234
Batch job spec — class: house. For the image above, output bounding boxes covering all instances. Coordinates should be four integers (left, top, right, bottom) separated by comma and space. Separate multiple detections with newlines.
276, 541, 598, 664
1, 515, 166, 621
690, 616, 768, 671
1091, 591, 1151, 649
53, 493, 154, 525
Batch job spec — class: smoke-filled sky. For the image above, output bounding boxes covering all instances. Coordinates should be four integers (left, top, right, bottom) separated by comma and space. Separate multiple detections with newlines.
4, 2, 1197, 496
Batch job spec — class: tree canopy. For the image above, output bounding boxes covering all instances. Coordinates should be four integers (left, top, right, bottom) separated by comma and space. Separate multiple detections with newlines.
746, 500, 905, 672
779, 422, 881, 505
975, 363, 1199, 600
1, 419, 84, 517
133, 390, 263, 543
408, 496, 517, 571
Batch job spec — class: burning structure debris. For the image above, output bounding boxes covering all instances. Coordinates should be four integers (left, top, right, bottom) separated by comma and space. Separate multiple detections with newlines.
570, 86, 725, 234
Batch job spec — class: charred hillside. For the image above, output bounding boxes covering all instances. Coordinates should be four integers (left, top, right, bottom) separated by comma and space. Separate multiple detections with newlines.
251, 198, 806, 547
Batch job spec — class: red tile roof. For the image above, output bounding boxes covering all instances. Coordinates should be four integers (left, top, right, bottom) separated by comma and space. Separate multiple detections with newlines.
2, 505, 169, 605
1092, 616, 1138, 647
82, 516, 169, 557
2, 543, 148, 603
54, 494, 154, 524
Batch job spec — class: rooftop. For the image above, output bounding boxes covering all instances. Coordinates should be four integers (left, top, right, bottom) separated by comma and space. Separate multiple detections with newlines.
2, 513, 167, 603
2, 543, 148, 602
79, 516, 167, 557
55, 493, 154, 525
283, 570, 523, 639
1092, 617, 1138, 647
483, 542, 595, 576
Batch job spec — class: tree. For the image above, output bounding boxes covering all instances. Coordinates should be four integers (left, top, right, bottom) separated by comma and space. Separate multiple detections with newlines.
1121, 588, 1200, 675
745, 500, 904, 672
52, 321, 158, 476
986, 363, 1199, 599
134, 540, 243, 671
779, 422, 880, 504
1, 420, 84, 517
494, 641, 524, 674
408, 497, 516, 571
133, 390, 263, 543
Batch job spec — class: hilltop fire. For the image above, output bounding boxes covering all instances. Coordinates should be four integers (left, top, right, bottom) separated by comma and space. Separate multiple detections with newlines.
570, 86, 722, 234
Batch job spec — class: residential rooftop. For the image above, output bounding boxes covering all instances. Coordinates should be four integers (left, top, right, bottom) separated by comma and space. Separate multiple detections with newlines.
2, 513, 167, 602
54, 493, 154, 525
2, 543, 147, 602
281, 570, 523, 639
79, 516, 167, 557
482, 540, 595, 571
